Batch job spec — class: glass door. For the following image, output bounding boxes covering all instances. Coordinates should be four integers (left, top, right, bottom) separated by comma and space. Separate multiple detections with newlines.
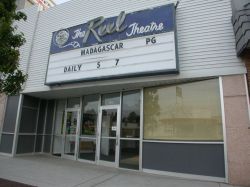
62, 109, 80, 159
78, 95, 99, 162
97, 105, 120, 167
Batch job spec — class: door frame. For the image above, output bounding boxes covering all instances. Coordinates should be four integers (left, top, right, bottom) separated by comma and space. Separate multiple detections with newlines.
62, 108, 80, 160
96, 105, 121, 168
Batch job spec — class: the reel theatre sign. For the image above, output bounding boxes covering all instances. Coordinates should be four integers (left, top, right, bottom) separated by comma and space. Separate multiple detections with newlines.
46, 4, 178, 85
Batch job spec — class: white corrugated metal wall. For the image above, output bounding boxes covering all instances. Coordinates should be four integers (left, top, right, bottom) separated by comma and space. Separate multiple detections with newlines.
17, 6, 39, 74
17, 0, 246, 93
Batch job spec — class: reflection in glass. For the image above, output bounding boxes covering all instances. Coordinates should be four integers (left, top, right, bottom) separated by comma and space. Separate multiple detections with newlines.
53, 136, 62, 156
119, 140, 139, 170
64, 136, 75, 156
81, 95, 99, 136
67, 97, 80, 108
101, 109, 117, 138
66, 112, 77, 135
121, 91, 140, 138
144, 79, 223, 141
100, 138, 116, 162
101, 93, 120, 106
64, 111, 77, 156
78, 139, 96, 161
54, 99, 65, 135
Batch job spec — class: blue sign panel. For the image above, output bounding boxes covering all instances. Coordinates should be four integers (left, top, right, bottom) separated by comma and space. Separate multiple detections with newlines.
50, 4, 175, 54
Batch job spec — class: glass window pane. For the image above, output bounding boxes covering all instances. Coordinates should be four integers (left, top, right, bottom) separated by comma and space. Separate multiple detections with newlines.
67, 97, 80, 108
64, 136, 75, 156
53, 136, 62, 156
100, 138, 116, 162
78, 138, 96, 161
43, 135, 51, 153
81, 95, 99, 136
35, 135, 43, 152
0, 134, 14, 153
121, 90, 140, 138
19, 107, 38, 133
37, 100, 46, 134
119, 140, 139, 170
143, 79, 223, 141
54, 100, 65, 135
45, 100, 55, 134
66, 111, 77, 135
101, 93, 120, 105
16, 135, 35, 154
101, 109, 117, 137
2, 96, 19, 133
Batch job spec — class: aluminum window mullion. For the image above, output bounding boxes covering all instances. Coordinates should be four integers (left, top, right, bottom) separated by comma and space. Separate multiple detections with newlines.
18, 133, 37, 135
120, 138, 140, 141
75, 96, 83, 159
22, 106, 38, 110
79, 137, 96, 140
96, 94, 102, 162
12, 94, 23, 156
139, 88, 143, 171
33, 99, 41, 153
219, 76, 228, 183
0, 132, 15, 135
42, 100, 48, 152
0, 95, 7, 145
142, 140, 224, 144
50, 100, 57, 154
100, 137, 117, 139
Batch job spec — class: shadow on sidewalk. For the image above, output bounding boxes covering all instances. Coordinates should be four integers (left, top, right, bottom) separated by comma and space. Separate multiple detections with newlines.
0, 178, 36, 187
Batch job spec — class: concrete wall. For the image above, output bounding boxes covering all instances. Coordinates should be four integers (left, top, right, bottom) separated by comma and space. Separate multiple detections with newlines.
222, 74, 250, 186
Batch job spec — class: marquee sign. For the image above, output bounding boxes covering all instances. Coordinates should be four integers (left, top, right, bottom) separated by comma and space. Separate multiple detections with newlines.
46, 3, 178, 85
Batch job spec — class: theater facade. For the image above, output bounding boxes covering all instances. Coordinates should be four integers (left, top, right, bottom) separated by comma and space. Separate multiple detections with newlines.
0, 0, 250, 186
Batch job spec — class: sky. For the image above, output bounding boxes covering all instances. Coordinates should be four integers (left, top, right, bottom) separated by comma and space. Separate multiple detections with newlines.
54, 0, 71, 4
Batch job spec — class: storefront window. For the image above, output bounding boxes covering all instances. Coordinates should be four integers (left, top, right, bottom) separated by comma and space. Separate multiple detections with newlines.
121, 90, 140, 138
53, 99, 65, 156
78, 138, 96, 161
67, 97, 80, 108
143, 79, 223, 141
81, 95, 99, 136
54, 99, 65, 135
101, 93, 120, 105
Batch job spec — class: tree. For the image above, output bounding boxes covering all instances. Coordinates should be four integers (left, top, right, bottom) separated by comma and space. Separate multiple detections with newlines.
0, 0, 27, 95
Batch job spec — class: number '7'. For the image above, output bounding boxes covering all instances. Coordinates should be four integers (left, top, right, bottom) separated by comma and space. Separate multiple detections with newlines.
115, 59, 119, 66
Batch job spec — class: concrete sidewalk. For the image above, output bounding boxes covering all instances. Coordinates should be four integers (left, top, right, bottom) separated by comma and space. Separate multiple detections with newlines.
0, 155, 239, 187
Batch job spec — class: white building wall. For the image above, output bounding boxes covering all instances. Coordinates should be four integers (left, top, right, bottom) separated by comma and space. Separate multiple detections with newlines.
16, 5, 39, 74
19, 0, 246, 93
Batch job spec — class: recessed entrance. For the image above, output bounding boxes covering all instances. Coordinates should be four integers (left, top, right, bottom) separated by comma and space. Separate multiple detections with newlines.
52, 91, 141, 170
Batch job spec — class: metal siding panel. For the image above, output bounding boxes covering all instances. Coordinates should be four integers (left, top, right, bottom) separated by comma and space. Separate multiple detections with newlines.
16, 6, 39, 74
142, 142, 225, 178
22, 0, 246, 92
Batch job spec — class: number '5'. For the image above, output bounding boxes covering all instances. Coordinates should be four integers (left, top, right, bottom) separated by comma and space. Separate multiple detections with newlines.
97, 62, 100, 68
